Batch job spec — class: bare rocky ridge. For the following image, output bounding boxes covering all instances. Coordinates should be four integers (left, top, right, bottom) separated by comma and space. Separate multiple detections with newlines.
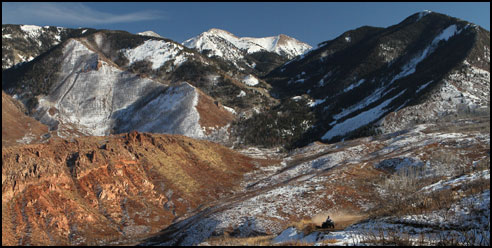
2, 131, 263, 245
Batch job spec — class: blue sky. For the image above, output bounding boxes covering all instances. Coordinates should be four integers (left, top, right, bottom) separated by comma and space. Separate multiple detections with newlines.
2, 2, 490, 46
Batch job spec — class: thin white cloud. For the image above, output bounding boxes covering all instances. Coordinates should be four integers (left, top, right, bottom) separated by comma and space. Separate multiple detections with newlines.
2, 2, 164, 26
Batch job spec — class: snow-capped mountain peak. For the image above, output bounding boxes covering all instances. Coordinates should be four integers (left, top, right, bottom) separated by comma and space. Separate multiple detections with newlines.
137, 30, 163, 38
182, 28, 312, 64
206, 28, 236, 37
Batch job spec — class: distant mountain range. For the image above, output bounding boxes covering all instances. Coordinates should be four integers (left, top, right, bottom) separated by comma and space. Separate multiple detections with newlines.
2, 11, 490, 149
183, 28, 311, 73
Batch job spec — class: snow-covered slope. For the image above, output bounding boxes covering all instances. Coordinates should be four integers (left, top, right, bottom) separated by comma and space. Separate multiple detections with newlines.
121, 38, 193, 71
182, 28, 311, 69
8, 38, 232, 141
378, 60, 490, 133
114, 83, 205, 138
3, 28, 276, 145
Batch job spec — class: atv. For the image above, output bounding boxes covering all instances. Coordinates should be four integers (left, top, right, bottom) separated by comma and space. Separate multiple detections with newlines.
316, 216, 335, 231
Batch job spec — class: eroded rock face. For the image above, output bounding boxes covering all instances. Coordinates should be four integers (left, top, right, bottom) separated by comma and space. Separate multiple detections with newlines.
2, 132, 255, 245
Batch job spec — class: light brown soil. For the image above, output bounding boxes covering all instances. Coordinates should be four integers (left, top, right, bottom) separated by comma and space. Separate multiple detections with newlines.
312, 211, 368, 230
2, 91, 49, 147
195, 90, 235, 134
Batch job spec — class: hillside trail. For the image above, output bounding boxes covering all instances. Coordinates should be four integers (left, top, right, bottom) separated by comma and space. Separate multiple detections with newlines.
312, 211, 369, 232
137, 146, 348, 245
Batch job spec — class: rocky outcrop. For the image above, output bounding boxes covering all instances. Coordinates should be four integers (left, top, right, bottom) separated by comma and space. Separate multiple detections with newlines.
2, 132, 256, 245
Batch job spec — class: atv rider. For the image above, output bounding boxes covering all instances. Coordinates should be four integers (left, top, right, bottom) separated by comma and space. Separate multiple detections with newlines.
321, 215, 335, 229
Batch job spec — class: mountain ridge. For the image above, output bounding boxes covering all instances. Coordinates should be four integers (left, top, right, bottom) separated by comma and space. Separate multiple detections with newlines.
256, 11, 489, 147
182, 28, 312, 74
183, 28, 312, 59
1, 10, 490, 246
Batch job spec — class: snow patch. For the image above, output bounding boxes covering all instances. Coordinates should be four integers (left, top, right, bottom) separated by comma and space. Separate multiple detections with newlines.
421, 170, 490, 193
416, 80, 433, 93
417, 10, 432, 21
122, 39, 191, 70
222, 105, 236, 115
237, 90, 246, 97
137, 31, 163, 38
390, 24, 461, 86
307, 98, 326, 107
344, 79, 365, 92
322, 90, 406, 140
242, 74, 259, 86
272, 227, 323, 244
20, 24, 42, 37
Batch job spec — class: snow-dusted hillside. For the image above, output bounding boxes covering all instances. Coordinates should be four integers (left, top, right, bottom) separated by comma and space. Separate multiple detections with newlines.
182, 28, 311, 70
114, 83, 205, 138
121, 38, 194, 71
10, 38, 233, 141
378, 60, 490, 133
3, 27, 277, 145
2, 24, 92, 69
2, 24, 64, 69
262, 11, 490, 146
143, 119, 490, 246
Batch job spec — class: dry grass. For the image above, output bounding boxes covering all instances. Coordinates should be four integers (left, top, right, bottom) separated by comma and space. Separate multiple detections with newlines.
273, 240, 314, 246
203, 235, 275, 246
427, 115, 490, 134
320, 238, 338, 244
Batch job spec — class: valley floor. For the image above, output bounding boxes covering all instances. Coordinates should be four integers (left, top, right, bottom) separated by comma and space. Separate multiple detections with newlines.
138, 116, 490, 246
